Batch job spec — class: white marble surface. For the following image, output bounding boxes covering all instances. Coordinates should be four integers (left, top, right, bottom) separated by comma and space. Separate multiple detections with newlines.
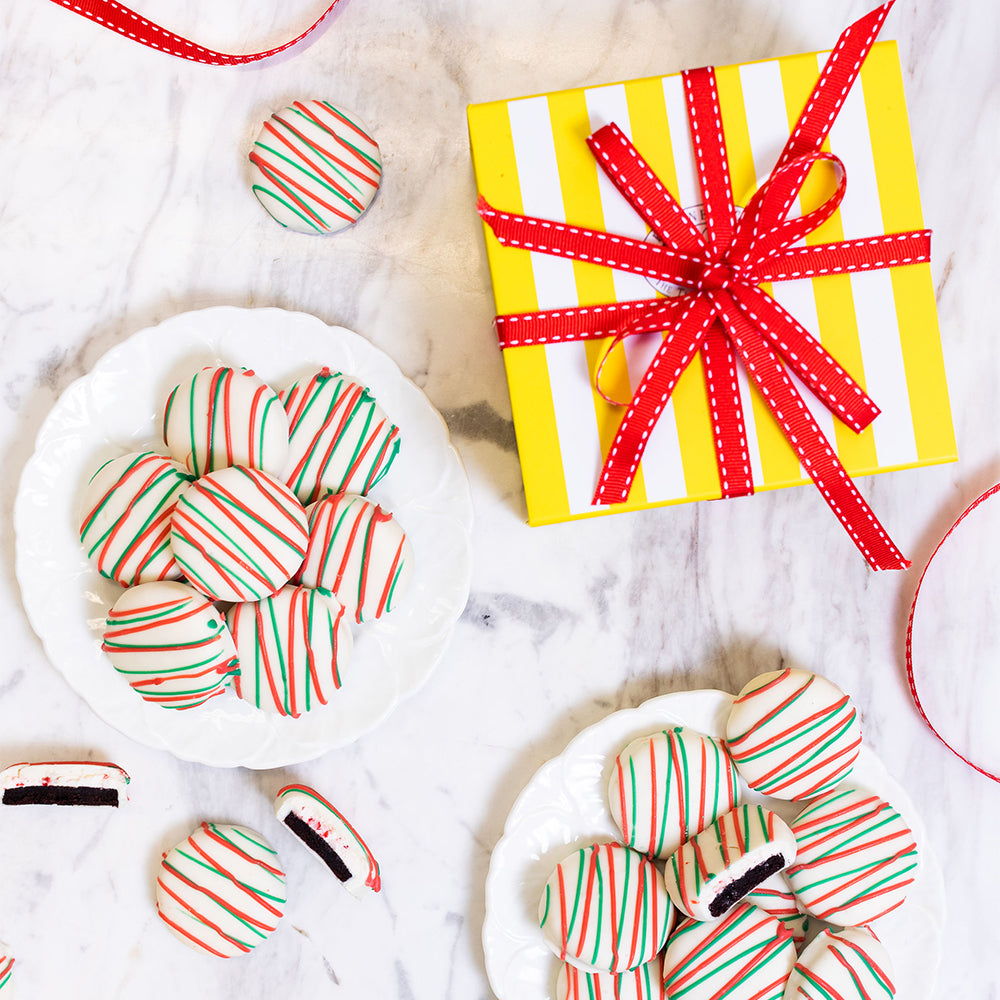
0, 0, 997, 996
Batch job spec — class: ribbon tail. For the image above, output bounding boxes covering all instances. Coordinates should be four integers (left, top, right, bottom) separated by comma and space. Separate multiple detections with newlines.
713, 292, 909, 570
593, 296, 716, 505
753, 231, 932, 282
587, 124, 708, 254
733, 284, 880, 432
477, 196, 705, 286
778, 2, 895, 167
49, 0, 342, 64
494, 296, 693, 349
701, 323, 754, 498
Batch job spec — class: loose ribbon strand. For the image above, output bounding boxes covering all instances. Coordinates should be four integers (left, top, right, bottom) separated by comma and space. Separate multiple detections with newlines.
905, 484, 1000, 784
46, 0, 342, 64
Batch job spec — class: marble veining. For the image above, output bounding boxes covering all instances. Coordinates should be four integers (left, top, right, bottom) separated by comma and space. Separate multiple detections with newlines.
1, 0, 997, 997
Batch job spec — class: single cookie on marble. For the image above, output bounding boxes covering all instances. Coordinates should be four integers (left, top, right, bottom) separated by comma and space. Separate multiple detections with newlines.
163, 366, 289, 478
0, 761, 130, 807
664, 804, 797, 922
274, 783, 381, 896
0, 941, 12, 991
742, 872, 810, 952
169, 466, 309, 603
297, 493, 414, 623
228, 585, 353, 718
539, 842, 674, 974
608, 726, 741, 861
725, 668, 862, 800
556, 954, 664, 1000
102, 580, 240, 709
662, 903, 796, 1000
280, 368, 400, 504
156, 822, 286, 958
79, 450, 194, 586
249, 99, 382, 236
784, 926, 895, 999
785, 786, 918, 927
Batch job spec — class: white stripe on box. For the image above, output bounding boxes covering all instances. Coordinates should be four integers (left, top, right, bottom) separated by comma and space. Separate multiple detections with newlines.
827, 55, 918, 467
738, 58, 822, 484
585, 84, 688, 503
507, 96, 607, 516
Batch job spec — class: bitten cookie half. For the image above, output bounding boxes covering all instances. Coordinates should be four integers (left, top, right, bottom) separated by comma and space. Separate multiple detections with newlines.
0, 761, 130, 807
664, 804, 797, 922
274, 783, 381, 896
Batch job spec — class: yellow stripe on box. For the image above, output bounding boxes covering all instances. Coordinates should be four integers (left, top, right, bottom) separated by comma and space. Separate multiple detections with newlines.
467, 99, 571, 521
861, 43, 956, 466
547, 88, 652, 512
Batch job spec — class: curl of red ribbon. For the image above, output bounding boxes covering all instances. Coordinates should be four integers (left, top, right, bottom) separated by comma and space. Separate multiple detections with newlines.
478, 1, 931, 571
906, 484, 1000, 783
45, 0, 342, 64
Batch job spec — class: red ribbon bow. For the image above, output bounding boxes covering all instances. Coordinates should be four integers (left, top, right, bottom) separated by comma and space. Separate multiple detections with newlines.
478, 1, 930, 571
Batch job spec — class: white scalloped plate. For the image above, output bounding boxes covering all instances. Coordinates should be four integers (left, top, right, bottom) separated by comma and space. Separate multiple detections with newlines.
483, 690, 944, 1000
14, 307, 473, 768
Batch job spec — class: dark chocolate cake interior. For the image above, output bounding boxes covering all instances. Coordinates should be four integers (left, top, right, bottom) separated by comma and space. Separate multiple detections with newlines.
708, 854, 786, 918
2, 786, 119, 807
284, 812, 352, 882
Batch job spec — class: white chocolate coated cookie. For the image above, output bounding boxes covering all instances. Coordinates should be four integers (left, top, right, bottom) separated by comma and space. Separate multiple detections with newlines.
274, 783, 380, 896
784, 926, 895, 999
785, 786, 918, 926
101, 581, 239, 709
156, 822, 286, 958
228, 585, 353, 717
662, 904, 796, 1000
169, 466, 309, 603
555, 955, 664, 1000
163, 366, 288, 477
538, 842, 674, 975
298, 493, 414, 623
79, 450, 193, 586
249, 100, 382, 236
664, 804, 797, 922
281, 368, 400, 503
608, 726, 740, 860
725, 668, 862, 800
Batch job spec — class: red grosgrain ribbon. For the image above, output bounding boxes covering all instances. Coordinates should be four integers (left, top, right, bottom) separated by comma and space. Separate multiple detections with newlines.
45, 0, 342, 64
477, 1, 931, 571
905, 484, 1000, 783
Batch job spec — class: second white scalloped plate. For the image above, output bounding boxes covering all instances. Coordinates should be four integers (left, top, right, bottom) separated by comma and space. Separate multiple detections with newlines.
483, 690, 944, 1000
14, 307, 473, 768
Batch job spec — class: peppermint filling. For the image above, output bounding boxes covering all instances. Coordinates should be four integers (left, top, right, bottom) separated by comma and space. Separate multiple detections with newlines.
284, 812, 352, 882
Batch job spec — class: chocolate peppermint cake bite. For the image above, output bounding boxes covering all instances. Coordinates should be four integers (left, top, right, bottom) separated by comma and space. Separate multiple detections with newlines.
663, 804, 797, 922
0, 761, 130, 807
274, 784, 381, 896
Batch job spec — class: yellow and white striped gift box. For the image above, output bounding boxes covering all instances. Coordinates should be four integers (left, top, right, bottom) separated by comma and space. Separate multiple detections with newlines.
468, 41, 955, 526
